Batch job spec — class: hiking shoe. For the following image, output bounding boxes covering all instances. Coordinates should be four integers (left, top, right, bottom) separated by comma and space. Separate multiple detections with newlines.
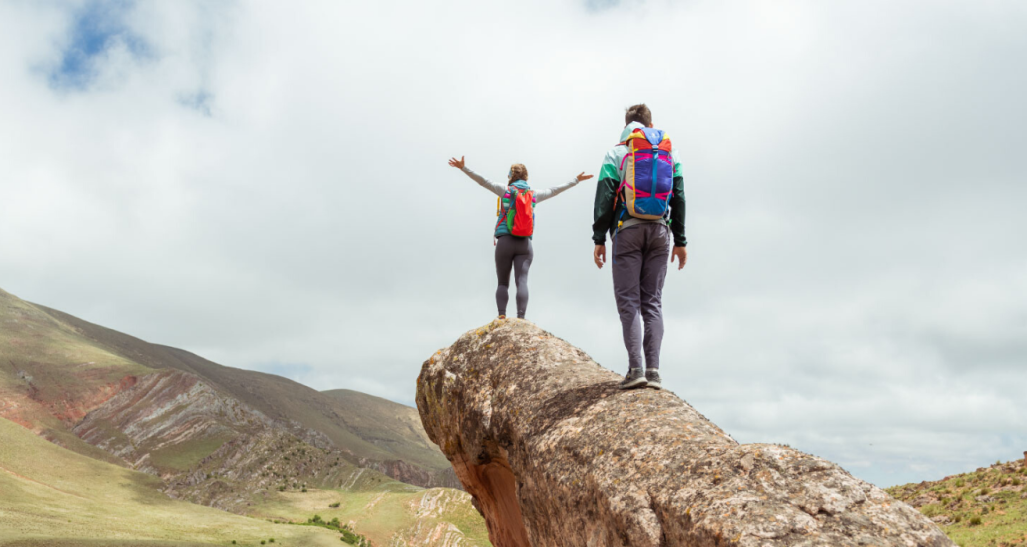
619, 368, 648, 390
644, 369, 662, 390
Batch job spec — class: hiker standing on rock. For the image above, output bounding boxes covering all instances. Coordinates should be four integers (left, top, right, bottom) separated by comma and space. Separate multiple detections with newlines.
592, 104, 687, 390
449, 156, 592, 320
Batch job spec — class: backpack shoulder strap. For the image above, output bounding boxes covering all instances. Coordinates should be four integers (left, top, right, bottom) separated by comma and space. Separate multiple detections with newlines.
495, 186, 516, 229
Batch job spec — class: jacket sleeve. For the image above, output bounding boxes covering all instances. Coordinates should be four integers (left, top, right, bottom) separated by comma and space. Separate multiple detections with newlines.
460, 166, 507, 197
592, 150, 621, 244
669, 176, 686, 246
669, 147, 686, 247
534, 178, 580, 203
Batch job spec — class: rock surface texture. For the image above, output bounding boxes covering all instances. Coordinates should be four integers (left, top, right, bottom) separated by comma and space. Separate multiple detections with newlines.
416, 320, 955, 547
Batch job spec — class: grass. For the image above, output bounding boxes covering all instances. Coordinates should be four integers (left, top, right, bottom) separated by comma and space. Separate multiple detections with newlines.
148, 434, 234, 471
0, 287, 154, 472
248, 484, 491, 546
27, 291, 453, 482
320, 389, 452, 473
0, 287, 486, 545
0, 417, 339, 546
888, 458, 1027, 547
0, 290, 152, 412
1, 540, 216, 546
298, 515, 368, 546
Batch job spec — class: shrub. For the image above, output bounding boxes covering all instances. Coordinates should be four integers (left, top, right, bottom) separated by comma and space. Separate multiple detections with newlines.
955, 479, 966, 488
232, 542, 237, 545
329, 502, 341, 508
969, 516, 982, 526
269, 540, 275, 544
953, 514, 963, 523
302, 488, 308, 493
329, 517, 341, 528
980, 488, 990, 495
261, 542, 266, 545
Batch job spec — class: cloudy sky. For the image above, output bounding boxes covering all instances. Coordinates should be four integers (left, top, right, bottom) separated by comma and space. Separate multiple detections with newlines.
1, 0, 1025, 487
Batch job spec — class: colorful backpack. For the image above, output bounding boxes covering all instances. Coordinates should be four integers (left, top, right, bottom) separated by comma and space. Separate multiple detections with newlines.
616, 127, 674, 220
495, 185, 535, 238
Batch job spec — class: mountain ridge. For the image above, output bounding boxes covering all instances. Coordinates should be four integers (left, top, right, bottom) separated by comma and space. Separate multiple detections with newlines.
0, 286, 485, 545
0, 288, 456, 495
36, 300, 454, 484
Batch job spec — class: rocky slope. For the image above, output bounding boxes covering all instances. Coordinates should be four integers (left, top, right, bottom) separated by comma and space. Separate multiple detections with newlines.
324, 389, 461, 489
0, 288, 149, 432
0, 416, 342, 546
73, 369, 274, 473
0, 285, 464, 502
417, 319, 955, 547
39, 298, 455, 486
0, 287, 451, 489
70, 367, 390, 511
889, 454, 1027, 547
0, 286, 486, 544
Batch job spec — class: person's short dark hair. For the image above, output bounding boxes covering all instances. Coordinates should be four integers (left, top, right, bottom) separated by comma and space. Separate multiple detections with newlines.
625, 104, 652, 127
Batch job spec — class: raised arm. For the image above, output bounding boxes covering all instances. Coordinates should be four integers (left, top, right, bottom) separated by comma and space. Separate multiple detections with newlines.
534, 172, 592, 202
448, 156, 507, 197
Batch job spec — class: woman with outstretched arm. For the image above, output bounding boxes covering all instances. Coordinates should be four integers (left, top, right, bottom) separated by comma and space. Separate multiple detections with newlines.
448, 156, 592, 320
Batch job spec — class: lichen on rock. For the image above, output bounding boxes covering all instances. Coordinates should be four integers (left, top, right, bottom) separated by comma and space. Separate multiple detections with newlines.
416, 319, 954, 547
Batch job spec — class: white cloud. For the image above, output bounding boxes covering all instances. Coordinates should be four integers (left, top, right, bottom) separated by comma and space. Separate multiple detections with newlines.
0, 0, 1025, 487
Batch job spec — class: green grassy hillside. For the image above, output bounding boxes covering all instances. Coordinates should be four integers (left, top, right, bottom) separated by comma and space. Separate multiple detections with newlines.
321, 389, 451, 475
888, 456, 1027, 547
1, 286, 451, 487
0, 287, 485, 545
0, 416, 339, 547
37, 301, 451, 481
250, 485, 491, 546
0, 289, 153, 464
0, 288, 151, 430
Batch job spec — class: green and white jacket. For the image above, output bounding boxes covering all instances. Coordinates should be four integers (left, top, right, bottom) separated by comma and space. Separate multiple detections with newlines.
592, 121, 687, 247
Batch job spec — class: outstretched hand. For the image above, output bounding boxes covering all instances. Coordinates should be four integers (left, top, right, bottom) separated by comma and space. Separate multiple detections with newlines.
448, 156, 466, 169
576, 172, 594, 183
671, 246, 687, 270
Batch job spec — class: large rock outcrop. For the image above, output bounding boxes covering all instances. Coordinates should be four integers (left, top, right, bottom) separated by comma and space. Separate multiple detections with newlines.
416, 320, 954, 547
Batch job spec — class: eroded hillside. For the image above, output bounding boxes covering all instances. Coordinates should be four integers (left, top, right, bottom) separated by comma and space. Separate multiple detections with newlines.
0, 287, 484, 545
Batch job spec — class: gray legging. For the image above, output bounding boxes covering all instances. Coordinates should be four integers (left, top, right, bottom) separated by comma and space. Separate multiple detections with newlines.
495, 235, 533, 318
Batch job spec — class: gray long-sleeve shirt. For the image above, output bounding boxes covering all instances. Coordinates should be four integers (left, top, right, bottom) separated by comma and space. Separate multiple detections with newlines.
460, 166, 579, 202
